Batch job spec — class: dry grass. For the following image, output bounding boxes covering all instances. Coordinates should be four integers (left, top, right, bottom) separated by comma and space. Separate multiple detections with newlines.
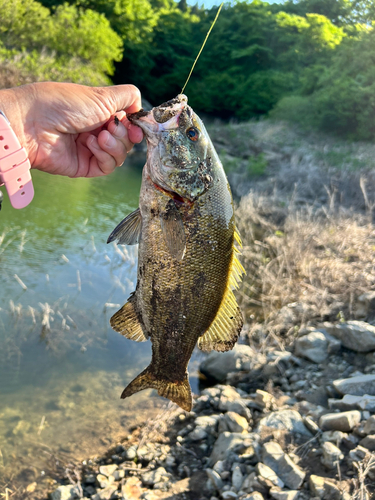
236, 190, 375, 347
352, 454, 375, 500
206, 117, 375, 350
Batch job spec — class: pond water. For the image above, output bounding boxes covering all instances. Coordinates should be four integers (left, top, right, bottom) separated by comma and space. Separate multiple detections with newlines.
0, 154, 202, 489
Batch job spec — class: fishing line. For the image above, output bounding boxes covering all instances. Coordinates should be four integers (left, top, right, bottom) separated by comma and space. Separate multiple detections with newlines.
181, 2, 223, 94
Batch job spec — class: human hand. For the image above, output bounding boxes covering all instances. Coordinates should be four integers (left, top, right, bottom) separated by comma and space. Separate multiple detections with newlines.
0, 82, 144, 177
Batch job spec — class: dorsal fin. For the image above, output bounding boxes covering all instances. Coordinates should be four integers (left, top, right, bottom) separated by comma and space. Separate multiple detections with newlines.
110, 293, 148, 342
198, 227, 245, 352
107, 208, 142, 245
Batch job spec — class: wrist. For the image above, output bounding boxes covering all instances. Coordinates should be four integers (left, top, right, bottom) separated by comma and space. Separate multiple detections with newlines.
0, 85, 37, 166
0, 87, 35, 208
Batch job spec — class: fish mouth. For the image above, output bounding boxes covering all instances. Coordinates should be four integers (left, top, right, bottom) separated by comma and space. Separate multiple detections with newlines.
128, 94, 188, 135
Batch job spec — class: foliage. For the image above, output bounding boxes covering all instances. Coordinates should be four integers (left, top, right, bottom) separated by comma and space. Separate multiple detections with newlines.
273, 27, 375, 140
0, 0, 122, 86
3, 0, 375, 140
246, 153, 268, 176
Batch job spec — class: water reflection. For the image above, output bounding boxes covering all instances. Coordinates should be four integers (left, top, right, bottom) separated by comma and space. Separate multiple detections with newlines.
0, 156, 167, 486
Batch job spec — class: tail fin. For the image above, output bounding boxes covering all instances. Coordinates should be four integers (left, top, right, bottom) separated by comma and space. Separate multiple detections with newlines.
121, 366, 192, 411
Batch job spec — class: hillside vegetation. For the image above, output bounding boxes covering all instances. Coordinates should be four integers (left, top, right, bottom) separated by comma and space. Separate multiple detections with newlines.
2, 0, 375, 140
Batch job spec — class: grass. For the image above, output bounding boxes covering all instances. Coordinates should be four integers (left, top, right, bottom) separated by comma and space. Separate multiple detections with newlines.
205, 118, 375, 356
235, 187, 375, 349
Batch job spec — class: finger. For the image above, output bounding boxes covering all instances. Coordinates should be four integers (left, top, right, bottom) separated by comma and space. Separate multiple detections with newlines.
86, 135, 118, 176
102, 84, 142, 115
106, 118, 134, 154
98, 129, 128, 167
127, 123, 144, 144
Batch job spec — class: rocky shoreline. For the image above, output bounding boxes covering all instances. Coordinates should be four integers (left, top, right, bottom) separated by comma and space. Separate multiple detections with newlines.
49, 314, 375, 500
48, 120, 375, 500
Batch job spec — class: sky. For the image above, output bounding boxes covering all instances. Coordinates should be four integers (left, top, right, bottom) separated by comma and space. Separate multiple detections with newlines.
187, 0, 283, 8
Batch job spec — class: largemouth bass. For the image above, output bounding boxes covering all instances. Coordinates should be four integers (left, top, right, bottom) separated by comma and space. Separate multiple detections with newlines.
108, 95, 244, 411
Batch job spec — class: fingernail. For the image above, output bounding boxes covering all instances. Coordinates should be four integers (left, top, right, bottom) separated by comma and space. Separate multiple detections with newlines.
105, 133, 117, 148
88, 135, 99, 148
113, 121, 126, 138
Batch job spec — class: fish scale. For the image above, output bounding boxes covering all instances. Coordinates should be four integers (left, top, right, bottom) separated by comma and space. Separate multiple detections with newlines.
107, 95, 245, 411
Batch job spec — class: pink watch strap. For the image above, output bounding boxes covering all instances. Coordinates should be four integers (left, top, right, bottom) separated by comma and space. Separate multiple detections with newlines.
0, 111, 34, 209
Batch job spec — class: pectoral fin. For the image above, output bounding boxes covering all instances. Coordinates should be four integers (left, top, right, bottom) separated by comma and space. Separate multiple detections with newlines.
160, 199, 186, 261
110, 293, 148, 342
107, 208, 142, 245
198, 228, 245, 352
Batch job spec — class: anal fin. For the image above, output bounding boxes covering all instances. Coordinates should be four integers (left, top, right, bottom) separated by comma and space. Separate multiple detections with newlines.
198, 227, 245, 353
110, 294, 147, 342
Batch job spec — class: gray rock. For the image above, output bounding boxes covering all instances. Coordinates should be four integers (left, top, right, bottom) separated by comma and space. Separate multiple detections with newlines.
319, 410, 361, 432
256, 462, 284, 488
218, 415, 229, 433
269, 489, 299, 500
96, 474, 114, 489
218, 387, 245, 413
232, 465, 244, 490
221, 492, 238, 499
320, 430, 347, 445
221, 385, 243, 400
328, 394, 375, 411
262, 441, 305, 490
98, 465, 117, 477
124, 445, 137, 460
195, 415, 219, 430
363, 415, 375, 434
262, 441, 284, 467
324, 321, 375, 352
84, 474, 96, 484
333, 374, 375, 396
342, 433, 359, 449
209, 432, 255, 466
354, 291, 375, 319
92, 486, 117, 500
50, 486, 79, 500
294, 331, 328, 363
243, 494, 264, 500
321, 442, 344, 469
113, 470, 125, 481
303, 416, 320, 434
213, 460, 225, 474
225, 411, 249, 433
200, 345, 255, 382
165, 455, 175, 467
141, 467, 169, 487
188, 427, 208, 441
255, 390, 276, 410
257, 410, 312, 437
206, 468, 224, 490
242, 473, 263, 494
201, 387, 221, 398
309, 475, 346, 500
359, 435, 375, 451
348, 445, 369, 463
226, 400, 252, 421
324, 332, 342, 354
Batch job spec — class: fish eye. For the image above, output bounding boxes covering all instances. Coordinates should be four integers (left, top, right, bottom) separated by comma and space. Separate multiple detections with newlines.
186, 127, 199, 142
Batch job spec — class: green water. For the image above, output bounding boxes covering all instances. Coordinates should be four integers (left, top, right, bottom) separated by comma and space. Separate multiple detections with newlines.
0, 155, 201, 487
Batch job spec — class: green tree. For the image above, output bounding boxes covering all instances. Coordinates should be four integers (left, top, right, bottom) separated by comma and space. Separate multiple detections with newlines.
0, 0, 122, 86
282, 0, 352, 25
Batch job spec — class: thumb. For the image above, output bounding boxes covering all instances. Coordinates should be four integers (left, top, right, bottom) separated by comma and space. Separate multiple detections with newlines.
102, 84, 142, 114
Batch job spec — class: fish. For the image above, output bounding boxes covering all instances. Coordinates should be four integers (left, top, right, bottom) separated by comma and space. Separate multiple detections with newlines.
107, 94, 245, 411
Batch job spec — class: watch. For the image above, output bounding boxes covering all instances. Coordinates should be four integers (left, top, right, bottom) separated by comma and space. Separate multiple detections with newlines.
0, 110, 34, 209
